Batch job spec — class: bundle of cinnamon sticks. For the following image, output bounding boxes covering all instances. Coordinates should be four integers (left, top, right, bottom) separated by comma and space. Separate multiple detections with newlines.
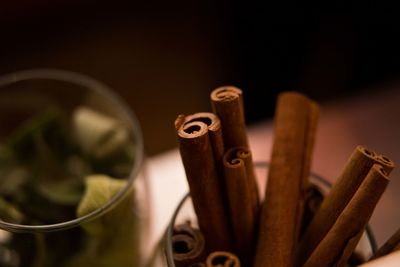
172, 87, 396, 267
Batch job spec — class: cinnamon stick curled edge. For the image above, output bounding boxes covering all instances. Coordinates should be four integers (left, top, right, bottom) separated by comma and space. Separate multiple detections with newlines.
175, 112, 232, 252
222, 147, 259, 266
206, 251, 241, 267
172, 223, 206, 267
210, 86, 249, 150
296, 146, 394, 266
302, 164, 390, 267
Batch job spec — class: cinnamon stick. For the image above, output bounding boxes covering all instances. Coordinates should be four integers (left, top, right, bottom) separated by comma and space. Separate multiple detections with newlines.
235, 147, 259, 207
302, 164, 390, 267
371, 227, 400, 260
254, 91, 319, 267
301, 101, 320, 190
376, 153, 395, 174
210, 86, 249, 149
335, 229, 365, 267
294, 100, 320, 243
296, 146, 390, 266
300, 184, 324, 238
222, 147, 259, 266
206, 251, 241, 267
175, 112, 232, 252
172, 223, 206, 267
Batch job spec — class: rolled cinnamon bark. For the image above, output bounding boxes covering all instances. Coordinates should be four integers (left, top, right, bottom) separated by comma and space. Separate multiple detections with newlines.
235, 147, 259, 207
172, 223, 206, 267
376, 153, 395, 174
371, 227, 400, 260
296, 145, 385, 266
222, 147, 258, 266
175, 113, 232, 252
254, 91, 319, 267
302, 101, 320, 190
299, 184, 324, 238
302, 164, 390, 267
294, 101, 320, 243
206, 251, 241, 267
176, 112, 225, 167
210, 86, 249, 150
335, 229, 365, 267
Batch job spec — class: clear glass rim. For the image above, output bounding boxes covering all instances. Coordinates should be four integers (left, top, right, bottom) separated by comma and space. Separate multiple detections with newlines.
164, 161, 378, 267
0, 68, 144, 233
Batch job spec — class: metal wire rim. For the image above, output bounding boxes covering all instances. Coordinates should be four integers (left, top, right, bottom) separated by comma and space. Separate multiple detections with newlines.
164, 161, 378, 266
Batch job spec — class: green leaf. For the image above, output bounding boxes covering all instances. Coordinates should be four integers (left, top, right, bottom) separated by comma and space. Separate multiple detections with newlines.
0, 197, 24, 223
76, 175, 127, 235
72, 107, 130, 160
67, 175, 140, 267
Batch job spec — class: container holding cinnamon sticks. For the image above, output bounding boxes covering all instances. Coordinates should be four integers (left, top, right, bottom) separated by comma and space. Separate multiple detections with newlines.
165, 87, 395, 267
163, 161, 378, 267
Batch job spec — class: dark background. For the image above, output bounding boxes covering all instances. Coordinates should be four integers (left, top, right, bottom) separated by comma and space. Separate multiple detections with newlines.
1, 2, 399, 155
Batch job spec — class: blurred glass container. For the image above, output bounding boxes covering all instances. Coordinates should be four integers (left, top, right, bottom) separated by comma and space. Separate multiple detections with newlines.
0, 69, 152, 267
163, 162, 377, 267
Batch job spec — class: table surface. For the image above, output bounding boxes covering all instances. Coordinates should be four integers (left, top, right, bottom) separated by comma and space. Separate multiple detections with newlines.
147, 86, 400, 252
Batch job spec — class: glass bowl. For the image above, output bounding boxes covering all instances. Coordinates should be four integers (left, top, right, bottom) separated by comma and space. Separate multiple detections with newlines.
163, 162, 377, 267
0, 69, 151, 267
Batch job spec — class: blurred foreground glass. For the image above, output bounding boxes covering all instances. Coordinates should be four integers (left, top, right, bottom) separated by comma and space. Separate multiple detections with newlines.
0, 69, 151, 267
163, 162, 377, 267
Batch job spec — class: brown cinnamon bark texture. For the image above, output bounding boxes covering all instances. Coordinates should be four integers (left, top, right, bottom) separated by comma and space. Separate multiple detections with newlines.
302, 164, 390, 267
235, 147, 259, 207
296, 145, 388, 266
335, 229, 365, 267
301, 101, 320, 190
206, 251, 241, 267
172, 223, 206, 267
210, 86, 249, 150
294, 100, 320, 243
175, 112, 232, 252
223, 147, 259, 266
371, 227, 400, 260
254, 91, 319, 267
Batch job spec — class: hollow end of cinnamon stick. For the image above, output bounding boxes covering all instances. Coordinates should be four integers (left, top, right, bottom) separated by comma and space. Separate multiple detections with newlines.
172, 224, 206, 266
210, 86, 242, 102
222, 147, 258, 266
296, 145, 386, 267
358, 145, 377, 159
210, 86, 249, 149
376, 154, 395, 174
302, 163, 390, 267
206, 251, 241, 267
177, 112, 221, 133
